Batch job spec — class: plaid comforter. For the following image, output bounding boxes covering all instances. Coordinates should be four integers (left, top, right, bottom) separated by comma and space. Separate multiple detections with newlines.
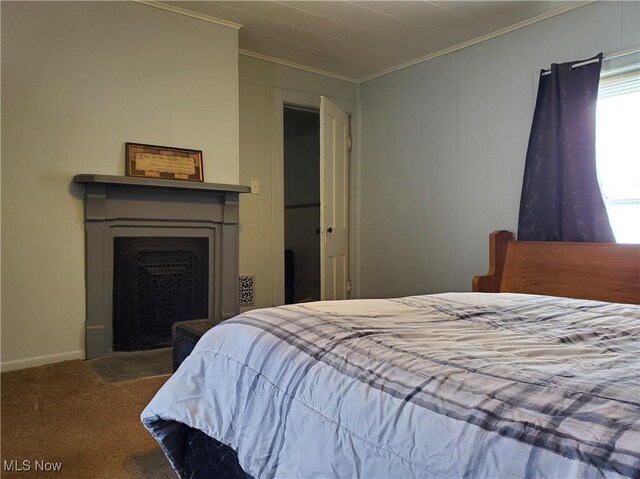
142, 293, 640, 478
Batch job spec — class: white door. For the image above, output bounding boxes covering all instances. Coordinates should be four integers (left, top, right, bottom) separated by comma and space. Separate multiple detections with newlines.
320, 96, 350, 300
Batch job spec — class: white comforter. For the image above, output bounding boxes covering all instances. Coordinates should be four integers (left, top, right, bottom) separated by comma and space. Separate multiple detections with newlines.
142, 293, 640, 478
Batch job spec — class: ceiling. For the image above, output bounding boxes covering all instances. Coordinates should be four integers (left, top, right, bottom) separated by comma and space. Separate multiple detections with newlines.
162, 1, 590, 83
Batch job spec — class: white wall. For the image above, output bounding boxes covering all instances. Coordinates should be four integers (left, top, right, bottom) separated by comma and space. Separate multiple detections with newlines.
238, 55, 357, 309
357, 1, 640, 299
1, 1, 239, 370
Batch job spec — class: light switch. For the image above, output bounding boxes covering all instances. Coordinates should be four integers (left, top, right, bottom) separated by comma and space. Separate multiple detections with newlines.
251, 180, 260, 195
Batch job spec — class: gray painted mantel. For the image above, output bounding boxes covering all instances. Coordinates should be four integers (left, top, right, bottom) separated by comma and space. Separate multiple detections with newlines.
74, 174, 250, 359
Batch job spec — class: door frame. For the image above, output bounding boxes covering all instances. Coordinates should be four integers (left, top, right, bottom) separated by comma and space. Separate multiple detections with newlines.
270, 87, 359, 306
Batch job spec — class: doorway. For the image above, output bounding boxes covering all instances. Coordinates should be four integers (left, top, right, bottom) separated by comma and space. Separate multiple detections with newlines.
271, 89, 354, 306
283, 106, 321, 304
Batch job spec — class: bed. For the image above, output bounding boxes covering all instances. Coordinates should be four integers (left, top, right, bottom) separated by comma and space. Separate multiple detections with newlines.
142, 231, 640, 478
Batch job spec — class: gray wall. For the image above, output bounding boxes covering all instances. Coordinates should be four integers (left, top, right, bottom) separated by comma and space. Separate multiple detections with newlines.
357, 1, 640, 299
1, 1, 239, 370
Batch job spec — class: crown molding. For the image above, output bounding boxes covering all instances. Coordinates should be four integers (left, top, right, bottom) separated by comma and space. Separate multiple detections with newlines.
135, 1, 243, 30
239, 49, 359, 84
359, 1, 595, 83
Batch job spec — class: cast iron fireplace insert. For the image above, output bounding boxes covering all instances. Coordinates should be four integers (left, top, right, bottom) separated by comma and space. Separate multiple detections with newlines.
113, 237, 209, 351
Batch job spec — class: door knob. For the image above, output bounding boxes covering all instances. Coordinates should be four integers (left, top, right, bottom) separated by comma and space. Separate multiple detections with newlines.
326, 227, 333, 233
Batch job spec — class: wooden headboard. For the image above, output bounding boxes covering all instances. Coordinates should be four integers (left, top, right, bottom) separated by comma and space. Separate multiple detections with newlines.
473, 231, 640, 304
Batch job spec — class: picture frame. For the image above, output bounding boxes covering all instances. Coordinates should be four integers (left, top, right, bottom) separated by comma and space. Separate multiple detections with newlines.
125, 142, 204, 182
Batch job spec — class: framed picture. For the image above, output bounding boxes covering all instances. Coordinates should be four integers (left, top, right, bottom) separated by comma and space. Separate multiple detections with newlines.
125, 142, 204, 182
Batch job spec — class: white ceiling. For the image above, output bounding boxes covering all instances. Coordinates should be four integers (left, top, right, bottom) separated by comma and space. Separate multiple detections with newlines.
161, 1, 590, 82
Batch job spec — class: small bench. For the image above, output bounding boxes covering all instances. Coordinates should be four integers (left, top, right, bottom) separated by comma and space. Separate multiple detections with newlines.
172, 319, 222, 372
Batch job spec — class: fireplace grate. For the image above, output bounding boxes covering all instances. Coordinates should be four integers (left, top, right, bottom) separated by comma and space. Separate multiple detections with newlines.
113, 238, 208, 351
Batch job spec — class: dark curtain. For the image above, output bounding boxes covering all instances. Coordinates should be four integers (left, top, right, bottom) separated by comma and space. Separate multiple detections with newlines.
518, 53, 615, 242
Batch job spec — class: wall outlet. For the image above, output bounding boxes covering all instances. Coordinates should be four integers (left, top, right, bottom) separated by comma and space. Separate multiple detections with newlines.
251, 180, 260, 195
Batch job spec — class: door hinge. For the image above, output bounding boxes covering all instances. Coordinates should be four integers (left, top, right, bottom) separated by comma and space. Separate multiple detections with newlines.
347, 280, 352, 293
347, 136, 352, 152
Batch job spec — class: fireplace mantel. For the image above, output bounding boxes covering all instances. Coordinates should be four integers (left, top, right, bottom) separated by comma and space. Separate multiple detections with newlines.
74, 174, 250, 359
74, 174, 250, 194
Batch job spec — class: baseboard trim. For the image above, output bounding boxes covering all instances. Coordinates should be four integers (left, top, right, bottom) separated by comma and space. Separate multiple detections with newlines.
1, 350, 85, 373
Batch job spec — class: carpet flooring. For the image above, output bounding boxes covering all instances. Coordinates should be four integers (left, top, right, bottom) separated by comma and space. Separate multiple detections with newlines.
1, 359, 175, 478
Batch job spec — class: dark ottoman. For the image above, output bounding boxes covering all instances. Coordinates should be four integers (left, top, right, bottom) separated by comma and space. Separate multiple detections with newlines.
172, 319, 221, 372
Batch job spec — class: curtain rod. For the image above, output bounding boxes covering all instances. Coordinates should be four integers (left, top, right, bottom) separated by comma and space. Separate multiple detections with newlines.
541, 47, 639, 76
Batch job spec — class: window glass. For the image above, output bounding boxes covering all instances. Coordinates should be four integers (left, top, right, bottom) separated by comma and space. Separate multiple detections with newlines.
596, 66, 640, 243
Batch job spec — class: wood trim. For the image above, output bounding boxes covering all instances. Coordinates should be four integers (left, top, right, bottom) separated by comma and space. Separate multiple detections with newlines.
239, 50, 359, 84
135, 1, 243, 30
1, 350, 85, 373
473, 230, 640, 304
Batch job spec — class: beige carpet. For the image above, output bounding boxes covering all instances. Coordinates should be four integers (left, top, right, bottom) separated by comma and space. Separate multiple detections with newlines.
1, 360, 175, 478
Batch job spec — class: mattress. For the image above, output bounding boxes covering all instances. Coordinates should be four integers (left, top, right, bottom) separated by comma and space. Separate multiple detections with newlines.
142, 292, 640, 478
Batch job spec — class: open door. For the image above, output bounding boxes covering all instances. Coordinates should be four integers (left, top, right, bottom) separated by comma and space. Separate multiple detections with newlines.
320, 96, 350, 301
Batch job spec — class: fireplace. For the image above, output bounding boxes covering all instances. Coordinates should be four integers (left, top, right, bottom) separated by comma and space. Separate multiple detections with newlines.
113, 237, 209, 351
75, 174, 250, 359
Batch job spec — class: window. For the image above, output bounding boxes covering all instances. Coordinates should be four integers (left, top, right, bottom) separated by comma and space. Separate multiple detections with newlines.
596, 65, 640, 243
